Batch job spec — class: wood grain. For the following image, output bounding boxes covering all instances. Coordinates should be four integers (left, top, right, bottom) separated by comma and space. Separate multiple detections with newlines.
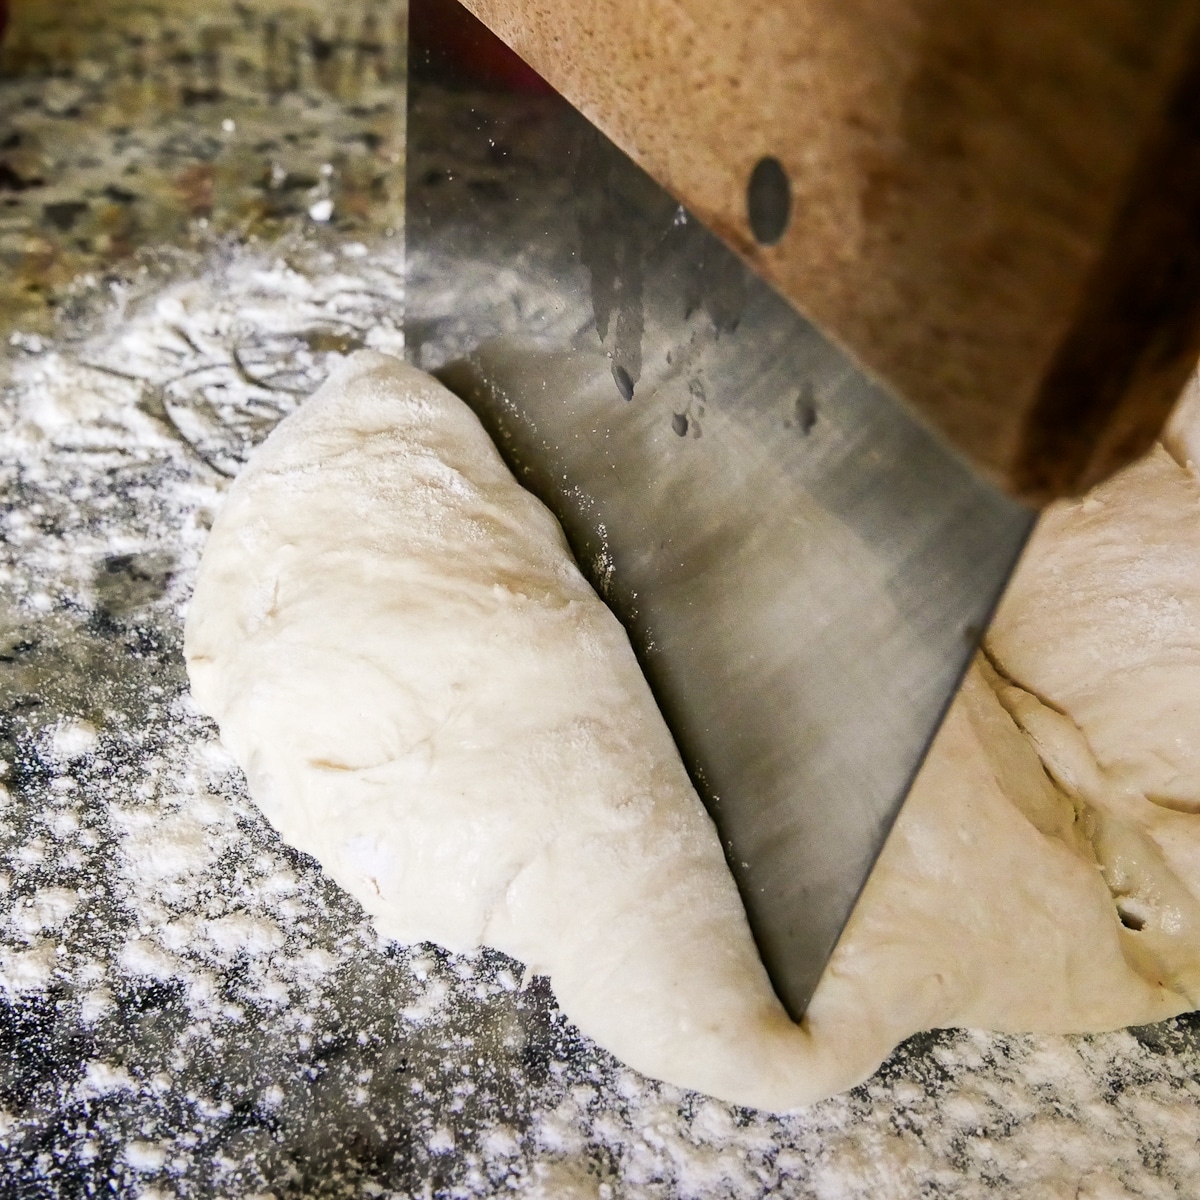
457, 0, 1200, 500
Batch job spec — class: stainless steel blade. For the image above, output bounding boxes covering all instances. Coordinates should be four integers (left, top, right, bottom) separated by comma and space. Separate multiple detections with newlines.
405, 0, 1035, 1020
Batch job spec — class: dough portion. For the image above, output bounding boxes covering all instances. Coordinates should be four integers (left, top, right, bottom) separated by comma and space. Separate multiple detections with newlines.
990, 444, 1200, 814
186, 351, 1200, 1111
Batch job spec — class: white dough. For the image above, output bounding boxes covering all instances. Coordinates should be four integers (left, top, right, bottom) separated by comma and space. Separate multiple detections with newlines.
186, 351, 1200, 1111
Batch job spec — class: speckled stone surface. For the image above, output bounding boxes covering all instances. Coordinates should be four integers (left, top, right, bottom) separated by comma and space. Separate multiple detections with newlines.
1, 3, 1199, 1199
0, 0, 404, 334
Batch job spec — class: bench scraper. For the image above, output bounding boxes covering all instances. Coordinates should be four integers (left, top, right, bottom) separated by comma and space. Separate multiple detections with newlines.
405, 0, 1200, 1019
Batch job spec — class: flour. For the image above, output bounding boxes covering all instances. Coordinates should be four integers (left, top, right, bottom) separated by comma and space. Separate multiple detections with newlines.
0, 940, 57, 995
11, 886, 78, 935
47, 719, 99, 763
0, 234, 1197, 1195
78, 1061, 137, 1099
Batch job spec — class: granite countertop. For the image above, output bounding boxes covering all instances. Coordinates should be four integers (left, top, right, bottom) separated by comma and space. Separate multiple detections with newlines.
0, 0, 404, 335
1, 3, 1199, 1199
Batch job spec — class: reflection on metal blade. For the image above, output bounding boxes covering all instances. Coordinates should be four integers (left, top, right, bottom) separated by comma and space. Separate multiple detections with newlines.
406, 0, 1034, 1020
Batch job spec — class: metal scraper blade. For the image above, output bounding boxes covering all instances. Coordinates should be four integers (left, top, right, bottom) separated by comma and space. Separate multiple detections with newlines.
405, 0, 1034, 1021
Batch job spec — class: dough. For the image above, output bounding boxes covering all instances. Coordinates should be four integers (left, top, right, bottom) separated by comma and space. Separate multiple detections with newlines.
186, 351, 1200, 1111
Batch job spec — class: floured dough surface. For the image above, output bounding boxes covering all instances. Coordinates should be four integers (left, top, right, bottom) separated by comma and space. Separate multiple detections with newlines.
186, 351, 1200, 1111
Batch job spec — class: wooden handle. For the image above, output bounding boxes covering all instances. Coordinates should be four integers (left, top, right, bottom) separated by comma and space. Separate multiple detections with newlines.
457, 0, 1200, 502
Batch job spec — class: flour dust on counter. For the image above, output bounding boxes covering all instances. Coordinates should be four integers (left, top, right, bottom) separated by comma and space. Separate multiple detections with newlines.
1, 242, 1200, 1197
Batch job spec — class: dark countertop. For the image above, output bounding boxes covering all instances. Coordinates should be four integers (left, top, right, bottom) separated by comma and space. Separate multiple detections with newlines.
0, 0, 404, 335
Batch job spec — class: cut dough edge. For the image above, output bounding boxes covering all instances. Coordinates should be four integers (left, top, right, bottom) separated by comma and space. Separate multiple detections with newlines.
185, 350, 1200, 1112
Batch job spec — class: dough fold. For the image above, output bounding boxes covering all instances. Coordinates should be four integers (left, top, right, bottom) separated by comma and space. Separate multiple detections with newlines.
186, 351, 1200, 1111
